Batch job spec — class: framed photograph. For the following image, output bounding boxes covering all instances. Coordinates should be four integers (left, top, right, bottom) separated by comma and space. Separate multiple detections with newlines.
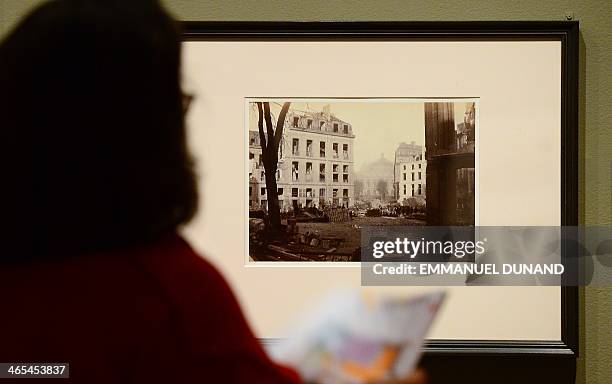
180, 22, 578, 383
245, 98, 477, 264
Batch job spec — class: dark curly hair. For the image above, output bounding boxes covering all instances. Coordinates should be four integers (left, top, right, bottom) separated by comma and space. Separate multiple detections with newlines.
0, 0, 198, 262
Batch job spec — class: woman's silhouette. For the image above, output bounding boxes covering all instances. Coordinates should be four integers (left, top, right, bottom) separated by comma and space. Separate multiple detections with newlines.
0, 1, 425, 383
0, 1, 299, 382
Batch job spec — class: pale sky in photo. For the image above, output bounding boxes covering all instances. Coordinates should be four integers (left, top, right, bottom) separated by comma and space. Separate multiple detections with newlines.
248, 100, 471, 172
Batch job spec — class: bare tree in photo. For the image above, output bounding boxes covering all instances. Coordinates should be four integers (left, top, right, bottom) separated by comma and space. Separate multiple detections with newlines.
256, 101, 291, 236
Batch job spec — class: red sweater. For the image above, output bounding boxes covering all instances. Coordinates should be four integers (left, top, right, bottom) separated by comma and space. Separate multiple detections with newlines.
0, 233, 302, 383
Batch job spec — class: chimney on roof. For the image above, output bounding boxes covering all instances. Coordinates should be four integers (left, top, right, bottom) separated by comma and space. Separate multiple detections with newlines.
322, 104, 331, 120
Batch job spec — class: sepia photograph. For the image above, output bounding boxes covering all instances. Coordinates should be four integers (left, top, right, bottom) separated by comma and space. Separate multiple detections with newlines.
247, 99, 477, 262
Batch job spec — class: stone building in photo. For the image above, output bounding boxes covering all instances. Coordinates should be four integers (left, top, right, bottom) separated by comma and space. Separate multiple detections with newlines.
249, 105, 355, 211
424, 101, 475, 225
394, 141, 427, 204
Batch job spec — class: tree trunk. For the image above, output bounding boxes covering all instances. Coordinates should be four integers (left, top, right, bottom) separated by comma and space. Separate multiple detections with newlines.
256, 101, 290, 238
264, 166, 282, 235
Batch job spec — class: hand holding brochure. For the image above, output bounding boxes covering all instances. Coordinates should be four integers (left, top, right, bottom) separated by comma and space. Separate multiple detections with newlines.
269, 290, 445, 384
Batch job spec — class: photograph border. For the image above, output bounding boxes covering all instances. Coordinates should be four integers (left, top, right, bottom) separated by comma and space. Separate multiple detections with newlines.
182, 21, 579, 384
243, 97, 480, 267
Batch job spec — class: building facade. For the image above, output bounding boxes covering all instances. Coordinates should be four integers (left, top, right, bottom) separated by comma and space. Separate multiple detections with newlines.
249, 105, 355, 211
394, 141, 427, 203
424, 102, 475, 225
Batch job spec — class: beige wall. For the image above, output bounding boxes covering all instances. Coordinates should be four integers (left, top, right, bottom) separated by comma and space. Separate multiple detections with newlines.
1, 1, 610, 383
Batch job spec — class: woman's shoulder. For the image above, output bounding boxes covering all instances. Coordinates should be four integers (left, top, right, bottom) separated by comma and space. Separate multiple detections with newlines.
0, 233, 301, 383
134, 233, 232, 295
132, 233, 259, 354
134, 232, 238, 311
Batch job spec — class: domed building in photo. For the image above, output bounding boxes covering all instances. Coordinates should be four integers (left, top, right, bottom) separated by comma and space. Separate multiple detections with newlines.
354, 154, 395, 204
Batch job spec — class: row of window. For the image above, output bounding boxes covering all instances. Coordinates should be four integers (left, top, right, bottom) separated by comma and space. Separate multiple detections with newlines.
292, 117, 350, 134
253, 187, 350, 198
402, 171, 423, 181
291, 162, 349, 183
292, 139, 349, 159
402, 183, 423, 196
402, 163, 423, 170
255, 162, 350, 184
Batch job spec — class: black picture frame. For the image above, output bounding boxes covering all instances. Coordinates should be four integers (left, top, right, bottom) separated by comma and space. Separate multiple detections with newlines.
181, 21, 580, 384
